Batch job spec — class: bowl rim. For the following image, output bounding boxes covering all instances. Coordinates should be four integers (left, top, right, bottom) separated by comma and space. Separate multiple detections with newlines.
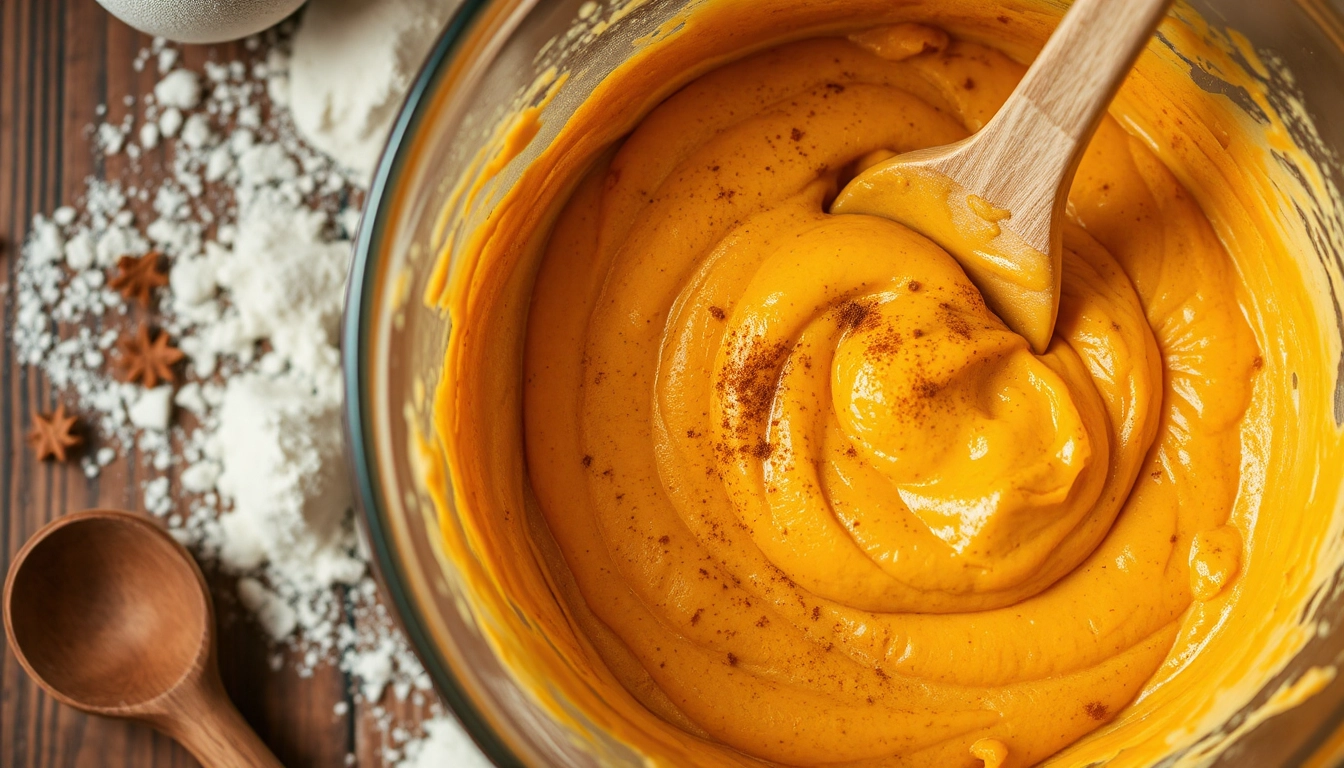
341, 1, 1344, 766
341, 0, 524, 764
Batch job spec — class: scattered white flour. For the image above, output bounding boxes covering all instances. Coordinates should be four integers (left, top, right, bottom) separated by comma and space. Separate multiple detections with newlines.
212, 195, 349, 382
13, 19, 476, 766
215, 371, 360, 585
154, 68, 202, 109
128, 386, 173, 431
289, 0, 457, 179
398, 716, 493, 768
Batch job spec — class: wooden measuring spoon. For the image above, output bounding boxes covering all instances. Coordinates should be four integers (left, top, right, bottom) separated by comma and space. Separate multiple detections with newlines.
832, 0, 1172, 353
3, 509, 282, 768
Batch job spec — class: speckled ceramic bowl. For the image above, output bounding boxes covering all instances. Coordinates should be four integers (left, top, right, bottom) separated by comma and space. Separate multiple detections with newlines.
95, 0, 306, 43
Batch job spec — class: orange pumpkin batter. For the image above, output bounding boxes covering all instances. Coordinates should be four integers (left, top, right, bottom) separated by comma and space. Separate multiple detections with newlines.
521, 26, 1249, 765
425, 2, 1344, 766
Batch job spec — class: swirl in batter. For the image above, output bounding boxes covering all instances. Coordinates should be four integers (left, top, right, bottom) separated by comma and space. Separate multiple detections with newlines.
520, 25, 1258, 767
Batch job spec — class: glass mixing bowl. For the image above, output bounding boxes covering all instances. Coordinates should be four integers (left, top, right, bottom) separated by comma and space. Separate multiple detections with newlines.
343, 0, 1344, 764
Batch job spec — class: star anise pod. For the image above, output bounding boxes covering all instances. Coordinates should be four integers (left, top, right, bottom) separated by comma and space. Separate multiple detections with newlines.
114, 325, 184, 388
109, 251, 168, 307
28, 403, 82, 462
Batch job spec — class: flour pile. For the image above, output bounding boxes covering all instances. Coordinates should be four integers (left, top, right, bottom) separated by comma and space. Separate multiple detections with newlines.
289, 0, 455, 178
399, 716, 496, 767
13, 6, 485, 764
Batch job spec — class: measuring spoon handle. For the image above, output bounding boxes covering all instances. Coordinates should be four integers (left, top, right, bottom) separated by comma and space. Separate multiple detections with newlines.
158, 668, 285, 768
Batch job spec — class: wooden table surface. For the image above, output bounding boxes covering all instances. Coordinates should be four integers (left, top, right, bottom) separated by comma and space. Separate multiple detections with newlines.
0, 1, 436, 765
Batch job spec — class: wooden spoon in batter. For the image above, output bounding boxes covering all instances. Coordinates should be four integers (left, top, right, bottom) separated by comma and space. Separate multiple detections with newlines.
832, 0, 1172, 353
3, 509, 283, 768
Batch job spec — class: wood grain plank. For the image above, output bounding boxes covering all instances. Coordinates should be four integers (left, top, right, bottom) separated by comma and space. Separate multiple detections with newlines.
0, 2, 403, 765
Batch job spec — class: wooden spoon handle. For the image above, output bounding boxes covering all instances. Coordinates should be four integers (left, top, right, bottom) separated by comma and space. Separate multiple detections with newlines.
158, 670, 284, 768
1004, 0, 1172, 152
945, 0, 1173, 257
1015, 0, 1172, 142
